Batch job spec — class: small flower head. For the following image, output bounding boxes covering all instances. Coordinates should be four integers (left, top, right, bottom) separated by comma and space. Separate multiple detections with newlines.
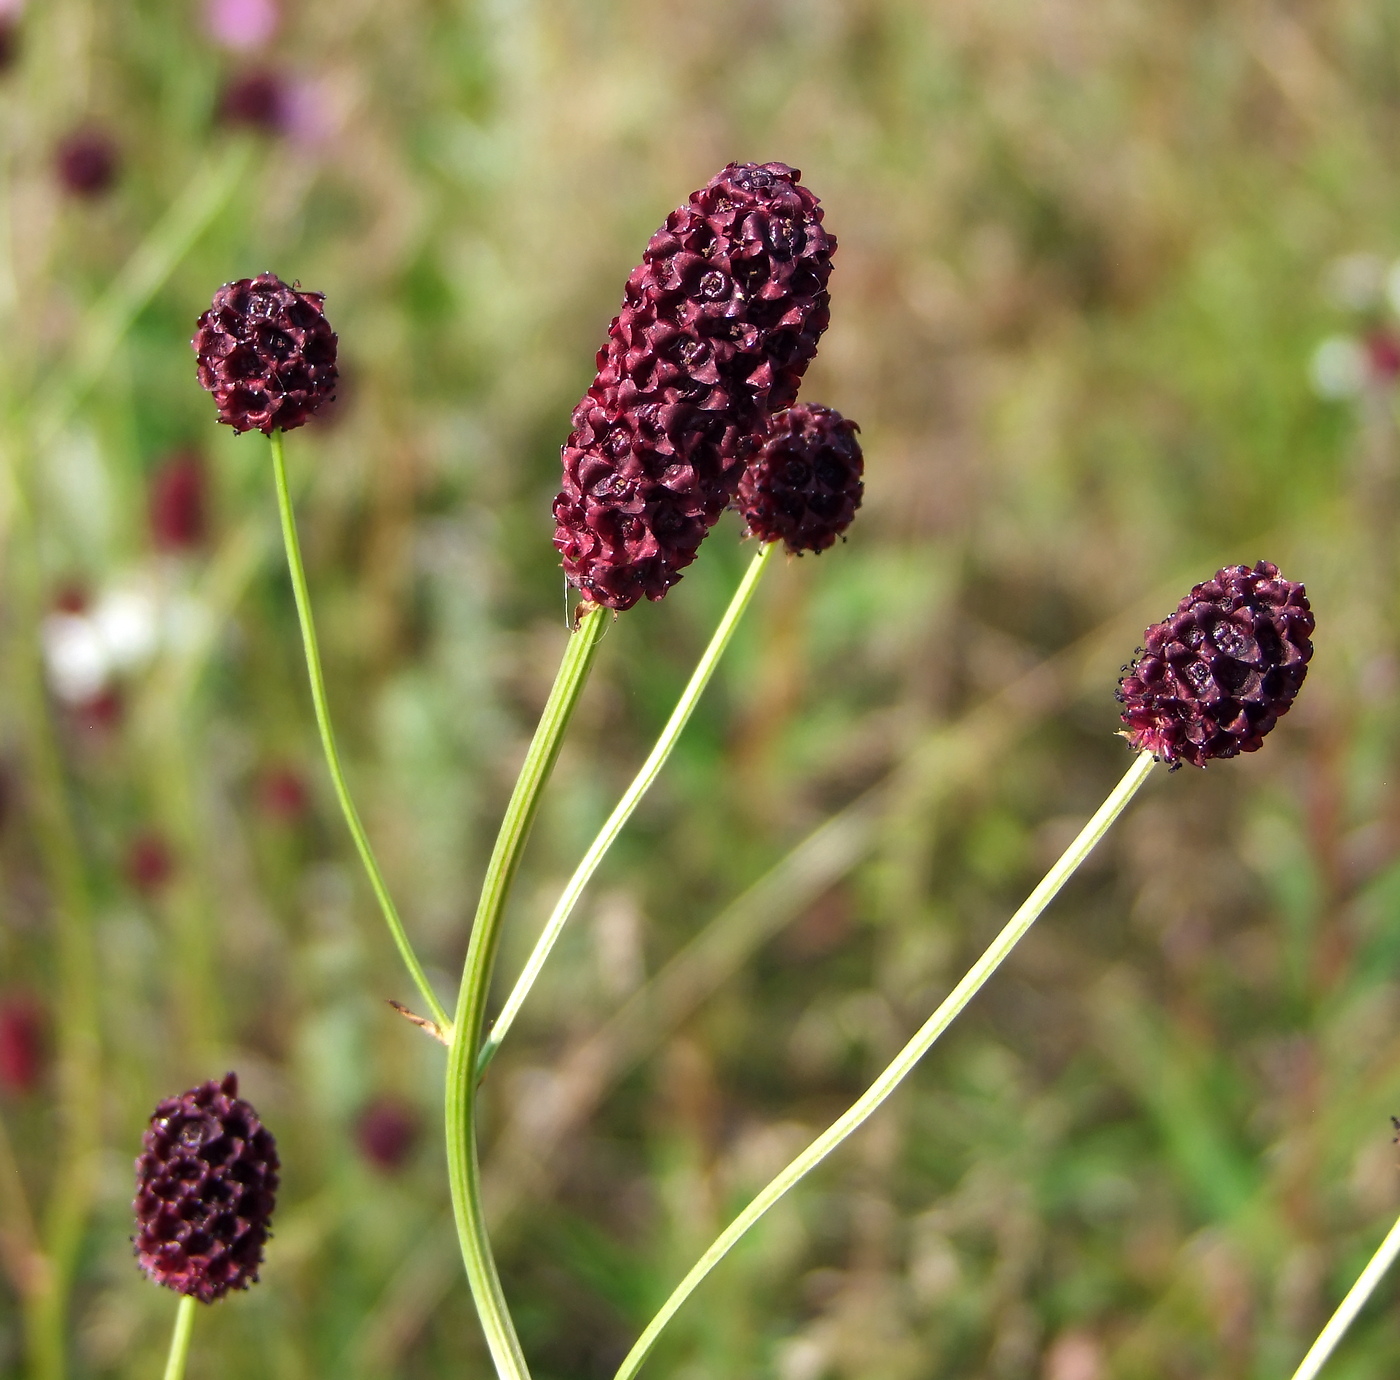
1117, 561, 1313, 769
203, 0, 278, 50
355, 1097, 419, 1173
193, 273, 337, 434
217, 69, 291, 134
55, 129, 119, 198
149, 450, 208, 551
0, 996, 44, 1095
738, 404, 863, 554
553, 161, 836, 610
134, 1072, 279, 1302
258, 765, 308, 821
127, 833, 175, 894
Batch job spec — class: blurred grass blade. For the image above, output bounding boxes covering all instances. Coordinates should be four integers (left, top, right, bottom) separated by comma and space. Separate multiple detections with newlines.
31, 139, 254, 447
613, 751, 1157, 1380
1290, 1212, 1400, 1380
478, 541, 776, 1076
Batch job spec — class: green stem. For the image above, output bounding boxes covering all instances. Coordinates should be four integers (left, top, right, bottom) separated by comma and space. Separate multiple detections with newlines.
614, 750, 1157, 1380
1289, 1211, 1400, 1380
161, 1296, 197, 1380
269, 432, 450, 1033
446, 603, 608, 1380
478, 542, 775, 1076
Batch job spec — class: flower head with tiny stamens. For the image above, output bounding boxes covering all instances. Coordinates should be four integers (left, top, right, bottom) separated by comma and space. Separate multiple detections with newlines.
739, 403, 863, 554
1117, 561, 1313, 768
133, 1073, 279, 1302
193, 273, 337, 434
553, 161, 835, 610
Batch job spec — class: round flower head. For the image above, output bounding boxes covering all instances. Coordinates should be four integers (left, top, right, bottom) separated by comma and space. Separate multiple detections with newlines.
1117, 561, 1313, 769
134, 1072, 279, 1302
192, 273, 337, 434
738, 404, 863, 554
554, 161, 835, 610
55, 130, 119, 198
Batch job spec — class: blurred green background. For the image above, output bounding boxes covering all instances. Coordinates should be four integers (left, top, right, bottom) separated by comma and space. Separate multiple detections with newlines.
2, 1, 1400, 1377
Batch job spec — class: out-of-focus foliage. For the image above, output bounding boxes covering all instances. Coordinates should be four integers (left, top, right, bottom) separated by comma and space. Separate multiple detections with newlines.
1, 2, 1399, 1377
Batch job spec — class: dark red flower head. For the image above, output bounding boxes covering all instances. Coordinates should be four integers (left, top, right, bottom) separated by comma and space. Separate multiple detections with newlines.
150, 450, 208, 551
553, 161, 836, 610
56, 130, 119, 198
127, 833, 175, 894
0, 997, 45, 1095
193, 273, 337, 434
1117, 561, 1313, 769
355, 1097, 419, 1173
258, 765, 308, 821
134, 1073, 279, 1302
0, 16, 20, 73
738, 404, 863, 554
217, 69, 291, 134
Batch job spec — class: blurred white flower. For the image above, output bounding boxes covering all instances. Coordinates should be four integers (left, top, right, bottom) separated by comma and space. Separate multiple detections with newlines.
204, 0, 278, 51
1309, 334, 1366, 399
1324, 253, 1386, 312
41, 613, 110, 704
92, 586, 160, 672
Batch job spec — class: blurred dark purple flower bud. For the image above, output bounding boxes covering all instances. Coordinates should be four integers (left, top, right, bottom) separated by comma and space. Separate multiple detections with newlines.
149, 450, 209, 551
258, 765, 309, 822
193, 273, 338, 434
127, 833, 175, 894
55, 129, 119, 198
217, 68, 292, 134
553, 161, 836, 610
738, 404, 863, 554
355, 1097, 419, 1173
1117, 561, 1313, 769
134, 1073, 279, 1302
0, 15, 19, 73
0, 996, 44, 1095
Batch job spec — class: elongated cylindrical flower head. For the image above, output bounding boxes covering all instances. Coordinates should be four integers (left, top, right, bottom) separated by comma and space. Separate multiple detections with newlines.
193, 273, 337, 434
1117, 561, 1313, 768
134, 1072, 279, 1302
554, 161, 836, 610
739, 404, 863, 554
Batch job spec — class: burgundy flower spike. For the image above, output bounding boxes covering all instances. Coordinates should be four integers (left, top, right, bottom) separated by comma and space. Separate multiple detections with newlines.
739, 403, 863, 554
134, 1073, 279, 1302
193, 273, 337, 434
1117, 561, 1313, 769
554, 162, 836, 610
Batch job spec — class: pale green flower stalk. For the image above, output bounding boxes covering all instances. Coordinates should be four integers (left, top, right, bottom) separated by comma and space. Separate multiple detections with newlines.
270, 432, 450, 1033
161, 1296, 196, 1380
1288, 1210, 1400, 1380
614, 749, 1157, 1380
477, 539, 777, 1076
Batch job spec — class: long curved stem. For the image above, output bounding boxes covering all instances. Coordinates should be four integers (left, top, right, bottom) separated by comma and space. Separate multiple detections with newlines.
614, 750, 1157, 1380
478, 542, 775, 1076
161, 1296, 196, 1380
270, 432, 450, 1032
447, 604, 608, 1380
1289, 1211, 1400, 1380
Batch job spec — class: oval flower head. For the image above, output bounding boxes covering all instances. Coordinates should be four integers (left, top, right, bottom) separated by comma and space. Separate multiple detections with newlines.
553, 162, 836, 610
193, 273, 337, 434
738, 403, 863, 554
1117, 561, 1313, 768
134, 1073, 279, 1302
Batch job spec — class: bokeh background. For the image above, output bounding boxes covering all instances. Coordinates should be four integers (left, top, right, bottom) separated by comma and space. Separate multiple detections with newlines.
1, 1, 1399, 1377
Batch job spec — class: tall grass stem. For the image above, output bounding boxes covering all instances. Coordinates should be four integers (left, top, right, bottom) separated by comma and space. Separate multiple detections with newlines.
478, 541, 776, 1076
1289, 1211, 1400, 1380
161, 1296, 197, 1380
446, 602, 607, 1380
269, 432, 450, 1032
614, 749, 1157, 1380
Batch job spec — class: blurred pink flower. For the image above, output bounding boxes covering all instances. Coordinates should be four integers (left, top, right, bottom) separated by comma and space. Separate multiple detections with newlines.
204, 0, 278, 51
0, 996, 44, 1095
